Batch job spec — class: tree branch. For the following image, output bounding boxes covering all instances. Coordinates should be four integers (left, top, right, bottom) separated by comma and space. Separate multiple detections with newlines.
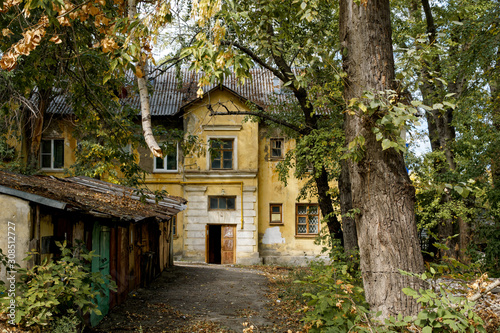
128, 0, 162, 158
221, 40, 286, 82
207, 102, 307, 135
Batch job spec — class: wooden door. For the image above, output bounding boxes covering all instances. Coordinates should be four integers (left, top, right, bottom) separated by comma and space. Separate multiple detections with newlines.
90, 223, 110, 327
221, 225, 236, 264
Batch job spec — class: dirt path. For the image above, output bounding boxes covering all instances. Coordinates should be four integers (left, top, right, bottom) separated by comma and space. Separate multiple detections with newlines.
91, 263, 277, 333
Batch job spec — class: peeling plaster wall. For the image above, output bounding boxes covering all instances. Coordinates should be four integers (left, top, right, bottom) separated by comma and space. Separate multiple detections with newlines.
261, 227, 285, 245
0, 194, 31, 282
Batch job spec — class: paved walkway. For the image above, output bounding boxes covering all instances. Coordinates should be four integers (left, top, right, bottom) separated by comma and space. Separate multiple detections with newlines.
92, 263, 273, 332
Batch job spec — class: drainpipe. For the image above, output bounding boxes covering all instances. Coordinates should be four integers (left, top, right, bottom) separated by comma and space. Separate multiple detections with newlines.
145, 181, 245, 229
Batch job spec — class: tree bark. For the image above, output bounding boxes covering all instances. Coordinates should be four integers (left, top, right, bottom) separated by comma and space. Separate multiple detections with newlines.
26, 88, 51, 169
340, 0, 424, 319
313, 164, 343, 242
128, 0, 162, 158
339, 159, 357, 256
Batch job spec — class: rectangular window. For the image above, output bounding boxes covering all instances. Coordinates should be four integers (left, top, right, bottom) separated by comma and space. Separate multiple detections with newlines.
296, 204, 319, 235
210, 139, 233, 170
270, 138, 284, 159
154, 143, 178, 172
270, 204, 283, 224
41, 139, 64, 169
209, 196, 236, 210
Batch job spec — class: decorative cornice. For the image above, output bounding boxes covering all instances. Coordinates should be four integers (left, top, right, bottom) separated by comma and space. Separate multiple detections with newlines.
184, 170, 258, 179
202, 125, 242, 131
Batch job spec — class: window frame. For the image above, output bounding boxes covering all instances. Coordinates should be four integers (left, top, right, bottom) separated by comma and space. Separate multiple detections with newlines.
270, 138, 284, 160
269, 203, 283, 225
295, 203, 320, 236
40, 139, 65, 170
207, 136, 237, 170
208, 196, 237, 210
153, 142, 179, 173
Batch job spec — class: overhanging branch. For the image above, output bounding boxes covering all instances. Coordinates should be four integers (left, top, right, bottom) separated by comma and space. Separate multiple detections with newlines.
207, 102, 307, 135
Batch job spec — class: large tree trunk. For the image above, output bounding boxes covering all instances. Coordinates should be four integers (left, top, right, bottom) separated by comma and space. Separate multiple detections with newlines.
339, 159, 358, 256
340, 0, 424, 319
314, 164, 343, 243
128, 0, 162, 158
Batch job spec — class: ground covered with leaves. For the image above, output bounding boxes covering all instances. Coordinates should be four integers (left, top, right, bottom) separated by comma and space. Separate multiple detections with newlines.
88, 263, 309, 333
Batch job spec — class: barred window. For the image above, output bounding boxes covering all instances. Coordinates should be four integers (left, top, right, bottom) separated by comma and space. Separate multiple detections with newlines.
296, 204, 319, 235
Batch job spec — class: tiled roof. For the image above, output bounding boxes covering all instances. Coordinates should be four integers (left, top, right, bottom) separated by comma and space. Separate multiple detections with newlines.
0, 170, 187, 221
46, 68, 287, 116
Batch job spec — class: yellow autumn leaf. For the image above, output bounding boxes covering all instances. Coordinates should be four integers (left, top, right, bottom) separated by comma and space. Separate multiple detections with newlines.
135, 66, 144, 78
50, 36, 63, 44
2, 28, 13, 37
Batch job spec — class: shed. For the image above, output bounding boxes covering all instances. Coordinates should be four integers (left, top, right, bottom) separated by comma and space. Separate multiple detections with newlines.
0, 170, 187, 325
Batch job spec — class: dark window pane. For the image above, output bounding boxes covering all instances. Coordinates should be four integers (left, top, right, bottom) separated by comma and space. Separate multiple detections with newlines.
223, 140, 232, 149
210, 197, 218, 209
41, 140, 51, 154
53, 140, 64, 168
272, 148, 281, 157
211, 140, 221, 148
227, 197, 235, 209
222, 159, 232, 169
219, 198, 227, 209
272, 206, 280, 213
41, 155, 51, 168
166, 148, 177, 170
211, 159, 221, 169
155, 157, 164, 169
223, 151, 232, 160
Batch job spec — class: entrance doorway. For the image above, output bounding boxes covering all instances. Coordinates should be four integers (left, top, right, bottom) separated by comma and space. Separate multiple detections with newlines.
206, 224, 236, 264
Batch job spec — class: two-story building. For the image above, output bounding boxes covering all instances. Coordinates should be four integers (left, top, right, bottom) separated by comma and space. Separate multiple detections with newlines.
32, 68, 329, 265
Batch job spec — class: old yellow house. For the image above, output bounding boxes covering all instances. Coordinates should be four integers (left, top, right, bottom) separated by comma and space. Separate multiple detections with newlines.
26, 68, 329, 265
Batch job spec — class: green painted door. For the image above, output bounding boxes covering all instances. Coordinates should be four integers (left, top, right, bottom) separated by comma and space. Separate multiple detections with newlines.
90, 223, 110, 327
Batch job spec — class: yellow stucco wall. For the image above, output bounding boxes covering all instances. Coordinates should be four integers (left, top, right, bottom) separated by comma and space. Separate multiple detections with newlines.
257, 129, 326, 263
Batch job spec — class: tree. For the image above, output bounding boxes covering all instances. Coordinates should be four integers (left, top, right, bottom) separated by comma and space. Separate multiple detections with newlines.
391, 0, 500, 266
0, 0, 168, 165
339, 0, 424, 318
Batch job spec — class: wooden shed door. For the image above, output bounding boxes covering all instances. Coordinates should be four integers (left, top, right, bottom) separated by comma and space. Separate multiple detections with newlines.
90, 223, 110, 327
221, 225, 236, 264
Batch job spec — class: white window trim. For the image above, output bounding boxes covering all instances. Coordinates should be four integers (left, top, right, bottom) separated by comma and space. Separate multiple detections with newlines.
40, 139, 65, 170
206, 135, 238, 171
153, 142, 179, 173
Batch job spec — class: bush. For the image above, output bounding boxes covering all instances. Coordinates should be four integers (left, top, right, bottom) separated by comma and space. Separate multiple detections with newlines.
299, 237, 488, 332
0, 241, 116, 331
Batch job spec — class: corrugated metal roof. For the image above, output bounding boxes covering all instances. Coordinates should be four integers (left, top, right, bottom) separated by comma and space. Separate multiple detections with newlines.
0, 170, 187, 221
46, 68, 287, 116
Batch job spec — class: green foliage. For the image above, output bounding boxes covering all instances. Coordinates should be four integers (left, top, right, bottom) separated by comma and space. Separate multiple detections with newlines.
298, 238, 371, 333
387, 270, 486, 333
0, 241, 116, 330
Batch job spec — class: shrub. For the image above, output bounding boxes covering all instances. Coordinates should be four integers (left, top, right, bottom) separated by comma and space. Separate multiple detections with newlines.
0, 241, 116, 331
